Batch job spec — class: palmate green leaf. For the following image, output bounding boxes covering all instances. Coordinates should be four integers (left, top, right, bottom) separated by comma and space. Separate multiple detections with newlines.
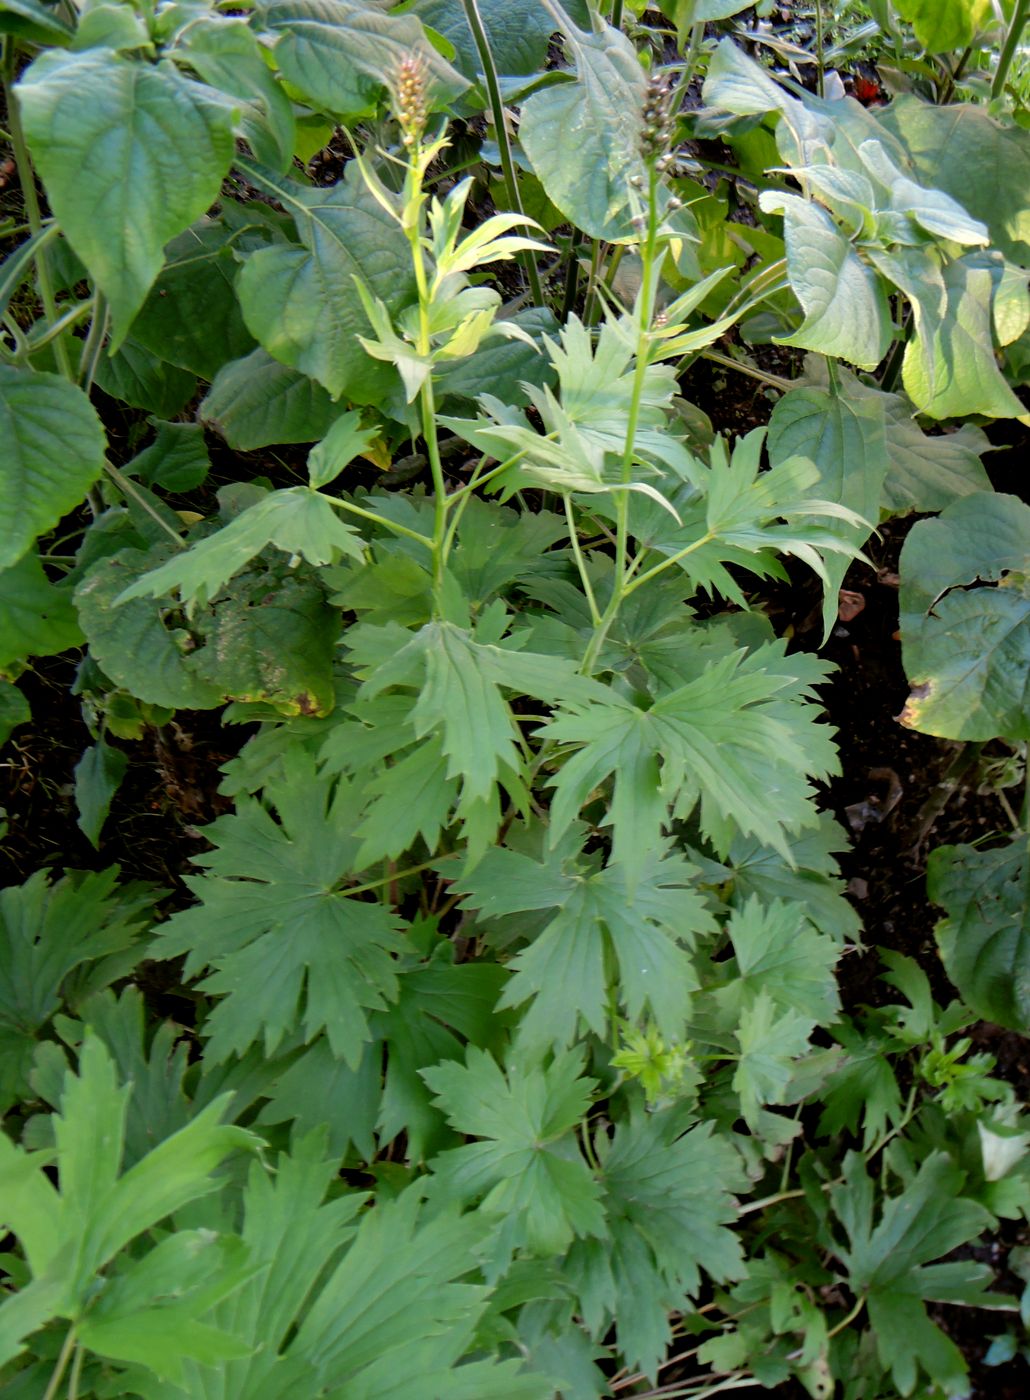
899, 493, 1030, 740
357, 619, 600, 808
130, 220, 257, 381
73, 988, 191, 1170
0, 364, 106, 569
454, 842, 714, 1051
691, 815, 861, 942
0, 1035, 257, 1369
519, 13, 648, 242
541, 642, 839, 864
832, 1152, 996, 1396
260, 0, 468, 119
767, 379, 887, 639
117, 1131, 365, 1400
156, 752, 405, 1065
715, 897, 841, 1027
0, 549, 82, 672
17, 50, 236, 347
757, 192, 892, 371
423, 1048, 605, 1259
257, 1035, 381, 1162
732, 990, 814, 1127
928, 839, 1030, 1032
568, 1112, 745, 1380
236, 162, 416, 401
0, 868, 156, 1115
118, 488, 364, 609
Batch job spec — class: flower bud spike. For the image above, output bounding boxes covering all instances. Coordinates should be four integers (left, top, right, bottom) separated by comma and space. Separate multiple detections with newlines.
393, 52, 430, 149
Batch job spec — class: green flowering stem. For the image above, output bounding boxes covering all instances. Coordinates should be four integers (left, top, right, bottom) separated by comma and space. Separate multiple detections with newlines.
581, 168, 661, 674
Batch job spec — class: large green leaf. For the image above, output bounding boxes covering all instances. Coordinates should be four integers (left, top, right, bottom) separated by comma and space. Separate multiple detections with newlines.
880, 98, 1030, 266
455, 842, 714, 1050
0, 869, 156, 1115
236, 164, 415, 400
568, 1112, 744, 1380
928, 839, 1030, 1032
0, 549, 82, 671
0, 681, 30, 748
201, 347, 343, 450
759, 192, 892, 370
423, 1047, 605, 1258
130, 220, 256, 380
17, 50, 236, 346
93, 337, 197, 417
519, 16, 647, 241
155, 752, 405, 1064
767, 378, 887, 638
0, 0, 73, 43
0, 364, 106, 569
412, 0, 558, 78
260, 0, 468, 118
901, 257, 1023, 420
0, 1035, 257, 1367
832, 1152, 995, 1396
898, 493, 1030, 740
893, 0, 991, 54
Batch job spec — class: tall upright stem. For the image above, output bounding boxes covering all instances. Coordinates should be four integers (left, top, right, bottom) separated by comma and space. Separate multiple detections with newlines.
992, 0, 1029, 98
460, 0, 544, 305
3, 41, 73, 379
580, 171, 660, 674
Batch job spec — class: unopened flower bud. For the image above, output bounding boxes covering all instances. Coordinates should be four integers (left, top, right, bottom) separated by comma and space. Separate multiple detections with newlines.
393, 53, 429, 148
666, 195, 682, 211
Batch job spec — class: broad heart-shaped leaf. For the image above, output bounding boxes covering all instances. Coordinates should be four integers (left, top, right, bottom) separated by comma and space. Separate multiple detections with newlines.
236, 163, 415, 400
893, 0, 991, 55
454, 843, 714, 1051
129, 220, 256, 380
126, 419, 211, 494
77, 543, 341, 715
898, 493, 1030, 740
118, 487, 365, 608
541, 642, 839, 865
155, 752, 405, 1065
567, 1112, 745, 1380
759, 193, 892, 370
519, 16, 648, 241
412, 0, 559, 78
0, 869, 156, 1115
824, 364, 992, 514
201, 347, 343, 450
93, 336, 197, 417
259, 0, 468, 119
832, 1152, 995, 1397
422, 1047, 605, 1259
0, 1035, 257, 1367
16, 50, 236, 348
0, 364, 106, 569
767, 378, 887, 639
901, 257, 1023, 420
880, 97, 1030, 267
0, 0, 73, 43
0, 549, 82, 671
928, 839, 1030, 1032
0, 680, 30, 747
